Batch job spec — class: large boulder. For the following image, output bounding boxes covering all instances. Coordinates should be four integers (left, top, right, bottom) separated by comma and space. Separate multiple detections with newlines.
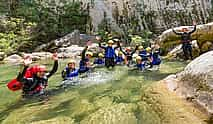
23, 52, 53, 61
4, 54, 23, 64
166, 40, 200, 59
157, 23, 213, 56
35, 30, 80, 51
58, 45, 84, 58
164, 51, 213, 115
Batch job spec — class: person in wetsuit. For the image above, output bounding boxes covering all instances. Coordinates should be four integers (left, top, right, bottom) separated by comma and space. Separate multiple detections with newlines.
93, 53, 105, 66
120, 45, 139, 67
79, 46, 93, 73
99, 40, 120, 68
17, 54, 58, 96
172, 23, 196, 60
62, 60, 78, 80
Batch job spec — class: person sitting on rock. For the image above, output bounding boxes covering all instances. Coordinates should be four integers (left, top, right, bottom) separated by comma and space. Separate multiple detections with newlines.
135, 56, 145, 71
62, 60, 78, 80
93, 53, 105, 66
115, 51, 124, 65
99, 40, 120, 68
78, 46, 93, 74
172, 22, 196, 60
120, 45, 139, 67
16, 53, 58, 97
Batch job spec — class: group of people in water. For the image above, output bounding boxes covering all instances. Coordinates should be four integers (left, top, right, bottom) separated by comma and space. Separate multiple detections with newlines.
8, 38, 161, 97
8, 22, 197, 98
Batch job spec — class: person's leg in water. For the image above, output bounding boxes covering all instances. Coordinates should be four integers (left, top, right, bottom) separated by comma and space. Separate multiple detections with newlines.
110, 58, 115, 68
105, 58, 110, 68
182, 44, 189, 60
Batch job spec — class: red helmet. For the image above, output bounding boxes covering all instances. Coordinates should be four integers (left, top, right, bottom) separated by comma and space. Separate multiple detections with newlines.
126, 47, 131, 51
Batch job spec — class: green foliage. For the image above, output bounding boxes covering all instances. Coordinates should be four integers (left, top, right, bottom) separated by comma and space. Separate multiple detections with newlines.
0, 0, 90, 53
0, 18, 35, 54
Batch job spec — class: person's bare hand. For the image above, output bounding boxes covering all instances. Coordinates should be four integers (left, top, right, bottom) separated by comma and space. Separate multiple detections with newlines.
193, 21, 197, 26
52, 53, 58, 61
24, 56, 32, 66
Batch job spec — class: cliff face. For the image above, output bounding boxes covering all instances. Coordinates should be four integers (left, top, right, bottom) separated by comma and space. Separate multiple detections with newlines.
83, 0, 213, 33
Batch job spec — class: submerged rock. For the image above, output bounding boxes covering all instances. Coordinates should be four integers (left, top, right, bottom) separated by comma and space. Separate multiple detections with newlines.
165, 51, 213, 115
80, 103, 137, 124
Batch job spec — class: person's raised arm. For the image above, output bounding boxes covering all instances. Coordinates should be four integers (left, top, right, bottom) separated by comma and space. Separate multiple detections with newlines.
189, 25, 196, 34
131, 45, 139, 55
120, 46, 127, 55
172, 28, 182, 35
114, 41, 121, 49
17, 56, 32, 82
99, 42, 106, 49
47, 53, 58, 78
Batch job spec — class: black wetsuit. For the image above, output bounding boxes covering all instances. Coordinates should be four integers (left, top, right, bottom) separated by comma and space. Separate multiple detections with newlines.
173, 26, 196, 60
78, 47, 90, 73
17, 61, 58, 95
99, 43, 120, 68
120, 46, 138, 66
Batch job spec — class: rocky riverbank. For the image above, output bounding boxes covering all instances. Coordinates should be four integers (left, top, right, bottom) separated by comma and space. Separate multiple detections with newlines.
164, 51, 213, 118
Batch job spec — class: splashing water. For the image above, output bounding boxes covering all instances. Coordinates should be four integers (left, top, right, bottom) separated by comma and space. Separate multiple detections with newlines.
59, 67, 125, 88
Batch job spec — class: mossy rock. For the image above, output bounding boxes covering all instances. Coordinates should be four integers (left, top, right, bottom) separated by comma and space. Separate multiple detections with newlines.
80, 103, 138, 124
30, 117, 75, 124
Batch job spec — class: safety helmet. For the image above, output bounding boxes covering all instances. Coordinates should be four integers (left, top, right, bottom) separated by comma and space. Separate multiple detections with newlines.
146, 47, 152, 52
138, 46, 144, 50
136, 56, 142, 60
118, 51, 123, 55
126, 47, 131, 51
108, 40, 114, 44
68, 60, 76, 65
114, 39, 119, 42
86, 52, 93, 57
98, 53, 104, 57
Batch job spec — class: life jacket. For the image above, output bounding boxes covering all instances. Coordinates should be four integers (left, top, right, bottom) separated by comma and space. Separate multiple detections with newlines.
152, 51, 161, 65
22, 76, 48, 94
105, 47, 116, 58
79, 58, 90, 72
65, 67, 78, 79
139, 50, 147, 57
136, 63, 145, 70
7, 65, 39, 91
116, 56, 124, 63
94, 58, 105, 65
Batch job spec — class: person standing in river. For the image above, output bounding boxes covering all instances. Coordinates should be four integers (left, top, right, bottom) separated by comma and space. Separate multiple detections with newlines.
98, 39, 120, 68
172, 22, 197, 60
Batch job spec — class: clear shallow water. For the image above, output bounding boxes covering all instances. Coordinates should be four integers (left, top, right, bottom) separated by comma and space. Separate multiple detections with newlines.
0, 60, 208, 124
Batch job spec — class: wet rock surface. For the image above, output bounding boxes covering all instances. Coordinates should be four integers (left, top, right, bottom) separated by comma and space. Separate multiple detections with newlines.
165, 51, 213, 115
